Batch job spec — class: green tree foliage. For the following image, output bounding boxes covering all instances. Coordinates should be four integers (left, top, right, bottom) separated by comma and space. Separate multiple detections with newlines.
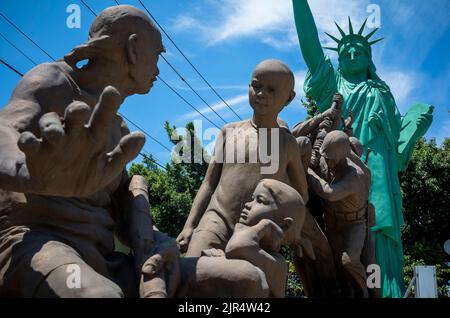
128, 121, 209, 238
301, 95, 318, 119
400, 138, 450, 297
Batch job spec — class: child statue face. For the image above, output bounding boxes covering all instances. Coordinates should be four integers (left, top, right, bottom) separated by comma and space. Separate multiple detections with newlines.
249, 62, 295, 117
239, 183, 278, 226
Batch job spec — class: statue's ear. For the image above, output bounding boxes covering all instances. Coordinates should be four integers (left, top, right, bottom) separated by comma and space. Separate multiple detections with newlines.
64, 35, 110, 67
127, 34, 138, 65
285, 90, 296, 106
280, 217, 293, 232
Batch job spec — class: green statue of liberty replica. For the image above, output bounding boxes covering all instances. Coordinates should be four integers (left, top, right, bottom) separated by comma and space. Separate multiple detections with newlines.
292, 0, 433, 297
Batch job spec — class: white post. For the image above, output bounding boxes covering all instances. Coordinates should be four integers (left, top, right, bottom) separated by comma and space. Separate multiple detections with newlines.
414, 266, 438, 298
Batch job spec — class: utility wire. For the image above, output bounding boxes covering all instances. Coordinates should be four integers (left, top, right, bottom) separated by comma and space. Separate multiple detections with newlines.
0, 58, 24, 77
157, 76, 220, 129
138, 151, 167, 171
79, 0, 97, 17
120, 113, 172, 153
0, 12, 55, 61
160, 55, 227, 124
136, 0, 242, 120
0, 31, 37, 65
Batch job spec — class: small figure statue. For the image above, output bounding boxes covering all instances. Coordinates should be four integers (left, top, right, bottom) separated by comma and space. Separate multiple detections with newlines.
292, 93, 342, 148
309, 93, 343, 169
307, 131, 371, 298
0, 5, 179, 297
176, 60, 309, 257
174, 179, 312, 298
291, 96, 348, 298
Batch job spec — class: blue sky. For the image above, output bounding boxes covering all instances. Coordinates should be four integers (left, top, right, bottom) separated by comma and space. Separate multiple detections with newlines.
1, 0, 449, 166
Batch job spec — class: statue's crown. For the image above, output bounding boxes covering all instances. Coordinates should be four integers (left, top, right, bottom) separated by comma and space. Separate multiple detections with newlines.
323, 17, 384, 57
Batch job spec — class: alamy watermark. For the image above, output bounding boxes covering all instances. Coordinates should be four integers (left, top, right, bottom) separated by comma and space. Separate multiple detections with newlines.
367, 4, 381, 29
170, 120, 280, 174
66, 264, 81, 289
367, 264, 381, 289
66, 4, 81, 29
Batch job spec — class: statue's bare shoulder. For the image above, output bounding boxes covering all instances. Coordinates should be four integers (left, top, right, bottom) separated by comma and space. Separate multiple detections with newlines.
1, 62, 77, 132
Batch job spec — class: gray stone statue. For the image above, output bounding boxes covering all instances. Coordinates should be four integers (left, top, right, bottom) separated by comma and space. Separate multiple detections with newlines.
174, 179, 311, 298
291, 96, 348, 297
0, 5, 180, 298
176, 59, 310, 257
307, 131, 371, 298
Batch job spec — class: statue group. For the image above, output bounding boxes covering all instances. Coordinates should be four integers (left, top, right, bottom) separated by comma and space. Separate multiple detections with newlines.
0, 1, 432, 298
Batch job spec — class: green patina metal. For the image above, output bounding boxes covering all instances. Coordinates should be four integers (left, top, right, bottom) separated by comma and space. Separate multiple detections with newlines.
292, 0, 433, 298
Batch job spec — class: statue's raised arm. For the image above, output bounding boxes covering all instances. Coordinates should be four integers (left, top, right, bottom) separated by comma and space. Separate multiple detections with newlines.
292, 0, 338, 112
292, 0, 326, 72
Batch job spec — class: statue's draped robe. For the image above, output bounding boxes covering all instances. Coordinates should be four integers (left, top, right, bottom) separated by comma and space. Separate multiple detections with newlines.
304, 57, 415, 297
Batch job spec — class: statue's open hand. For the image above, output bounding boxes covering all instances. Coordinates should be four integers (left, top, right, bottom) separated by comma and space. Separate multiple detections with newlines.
176, 227, 194, 253
141, 239, 181, 297
256, 219, 284, 252
17, 86, 145, 197
415, 113, 433, 136
232, 219, 284, 252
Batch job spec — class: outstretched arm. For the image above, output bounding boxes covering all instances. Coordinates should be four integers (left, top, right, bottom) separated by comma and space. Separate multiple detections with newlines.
176, 129, 225, 251
292, 99, 342, 137
397, 103, 433, 171
292, 0, 326, 73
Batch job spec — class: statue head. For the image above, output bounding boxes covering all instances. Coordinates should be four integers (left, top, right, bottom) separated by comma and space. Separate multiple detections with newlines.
239, 179, 305, 245
349, 136, 364, 157
320, 130, 351, 170
324, 17, 383, 79
64, 5, 165, 96
249, 60, 296, 118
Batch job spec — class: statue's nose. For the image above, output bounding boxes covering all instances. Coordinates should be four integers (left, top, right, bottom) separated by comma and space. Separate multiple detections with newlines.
349, 48, 357, 61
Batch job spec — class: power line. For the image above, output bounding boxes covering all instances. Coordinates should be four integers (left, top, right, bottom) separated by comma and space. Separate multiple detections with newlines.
0, 31, 37, 65
136, 0, 242, 121
80, 0, 98, 16
138, 151, 167, 171
160, 55, 228, 124
79, 0, 97, 17
0, 58, 23, 77
158, 76, 220, 129
0, 12, 55, 61
120, 113, 172, 153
